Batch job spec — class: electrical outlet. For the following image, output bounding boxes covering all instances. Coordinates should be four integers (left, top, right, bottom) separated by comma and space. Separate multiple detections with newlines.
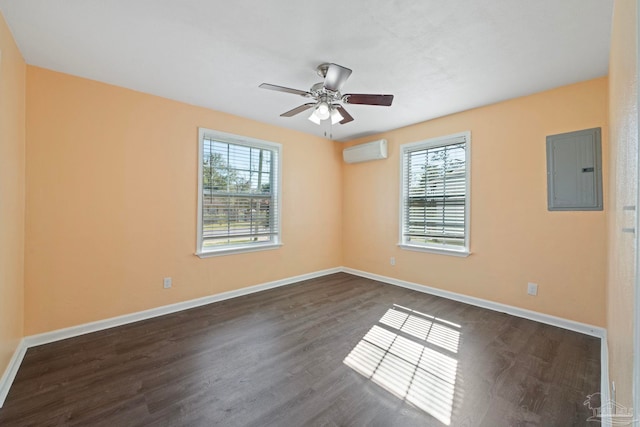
390, 257, 396, 266
163, 277, 172, 289
527, 282, 538, 296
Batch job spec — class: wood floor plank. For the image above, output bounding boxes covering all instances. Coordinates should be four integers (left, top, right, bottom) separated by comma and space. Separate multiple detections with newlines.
0, 273, 601, 426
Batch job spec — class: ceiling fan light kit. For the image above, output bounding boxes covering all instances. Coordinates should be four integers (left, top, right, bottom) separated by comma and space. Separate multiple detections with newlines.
314, 101, 331, 120
308, 112, 321, 125
259, 63, 394, 128
307, 100, 344, 125
330, 108, 343, 125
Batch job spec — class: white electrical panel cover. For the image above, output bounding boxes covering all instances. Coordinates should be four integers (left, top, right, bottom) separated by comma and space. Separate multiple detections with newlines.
546, 128, 603, 211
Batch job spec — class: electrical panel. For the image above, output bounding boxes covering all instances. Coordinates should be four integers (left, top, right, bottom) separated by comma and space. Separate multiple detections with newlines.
546, 128, 603, 211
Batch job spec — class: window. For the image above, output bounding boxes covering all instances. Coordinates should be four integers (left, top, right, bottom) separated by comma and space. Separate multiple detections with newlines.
196, 128, 281, 257
399, 132, 470, 256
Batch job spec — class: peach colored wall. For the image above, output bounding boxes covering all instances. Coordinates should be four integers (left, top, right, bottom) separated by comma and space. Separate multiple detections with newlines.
21, 60, 611, 338
343, 77, 608, 327
0, 15, 26, 376
607, 0, 637, 408
24, 66, 342, 335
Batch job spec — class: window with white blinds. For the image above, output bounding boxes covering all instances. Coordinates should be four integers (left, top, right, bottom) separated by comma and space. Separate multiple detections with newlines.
196, 128, 281, 257
400, 132, 470, 255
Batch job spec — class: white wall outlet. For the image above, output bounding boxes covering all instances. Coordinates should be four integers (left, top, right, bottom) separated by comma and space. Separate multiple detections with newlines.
390, 257, 396, 266
163, 277, 172, 289
527, 282, 538, 296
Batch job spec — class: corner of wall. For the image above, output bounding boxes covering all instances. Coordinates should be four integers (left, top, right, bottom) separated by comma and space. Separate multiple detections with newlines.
0, 8, 27, 398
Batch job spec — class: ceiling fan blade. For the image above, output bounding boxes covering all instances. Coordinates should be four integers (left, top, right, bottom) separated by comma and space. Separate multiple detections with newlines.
343, 94, 394, 106
336, 105, 354, 124
280, 103, 316, 117
323, 63, 352, 92
259, 83, 311, 97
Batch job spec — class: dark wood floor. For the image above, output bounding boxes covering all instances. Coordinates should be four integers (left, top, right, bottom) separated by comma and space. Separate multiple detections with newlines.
0, 273, 600, 426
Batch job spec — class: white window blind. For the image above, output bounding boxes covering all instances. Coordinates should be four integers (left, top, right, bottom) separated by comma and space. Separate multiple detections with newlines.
400, 133, 470, 254
197, 129, 281, 256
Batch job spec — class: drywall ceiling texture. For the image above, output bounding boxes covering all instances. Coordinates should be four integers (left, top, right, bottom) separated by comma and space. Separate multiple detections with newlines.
0, 0, 612, 141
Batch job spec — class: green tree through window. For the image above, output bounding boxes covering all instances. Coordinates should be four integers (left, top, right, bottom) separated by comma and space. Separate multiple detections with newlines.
197, 129, 281, 256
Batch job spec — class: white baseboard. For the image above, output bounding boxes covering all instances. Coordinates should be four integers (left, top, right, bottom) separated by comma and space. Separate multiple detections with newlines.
1, 265, 608, 411
25, 267, 342, 348
0, 267, 341, 407
0, 339, 27, 408
341, 267, 606, 338
342, 267, 610, 424
600, 331, 612, 427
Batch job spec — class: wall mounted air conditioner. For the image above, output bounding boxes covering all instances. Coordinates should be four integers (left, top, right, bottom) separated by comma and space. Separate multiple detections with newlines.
343, 139, 388, 164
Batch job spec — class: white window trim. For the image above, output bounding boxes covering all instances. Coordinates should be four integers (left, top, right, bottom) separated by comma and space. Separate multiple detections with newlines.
195, 128, 283, 258
398, 131, 471, 257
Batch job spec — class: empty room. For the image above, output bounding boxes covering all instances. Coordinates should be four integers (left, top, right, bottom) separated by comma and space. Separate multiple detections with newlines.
0, 0, 638, 426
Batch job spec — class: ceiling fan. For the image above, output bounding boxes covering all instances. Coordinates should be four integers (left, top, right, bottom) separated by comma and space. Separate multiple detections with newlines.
259, 63, 394, 125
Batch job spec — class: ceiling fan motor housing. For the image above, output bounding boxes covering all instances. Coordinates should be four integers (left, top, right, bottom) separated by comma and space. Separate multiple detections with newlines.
310, 82, 341, 103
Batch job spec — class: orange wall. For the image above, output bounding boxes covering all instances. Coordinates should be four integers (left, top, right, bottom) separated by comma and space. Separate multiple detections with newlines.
0, 15, 26, 375
24, 67, 609, 335
607, 0, 637, 408
24, 66, 343, 335
342, 77, 608, 327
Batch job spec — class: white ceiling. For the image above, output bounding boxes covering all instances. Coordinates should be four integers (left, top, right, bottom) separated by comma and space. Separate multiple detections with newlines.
0, 0, 613, 141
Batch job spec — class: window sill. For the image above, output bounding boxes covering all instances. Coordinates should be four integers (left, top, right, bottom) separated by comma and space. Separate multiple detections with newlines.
196, 243, 282, 258
398, 244, 470, 258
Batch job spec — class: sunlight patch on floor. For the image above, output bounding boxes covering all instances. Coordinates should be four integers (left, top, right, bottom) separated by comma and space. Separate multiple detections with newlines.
344, 305, 460, 425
